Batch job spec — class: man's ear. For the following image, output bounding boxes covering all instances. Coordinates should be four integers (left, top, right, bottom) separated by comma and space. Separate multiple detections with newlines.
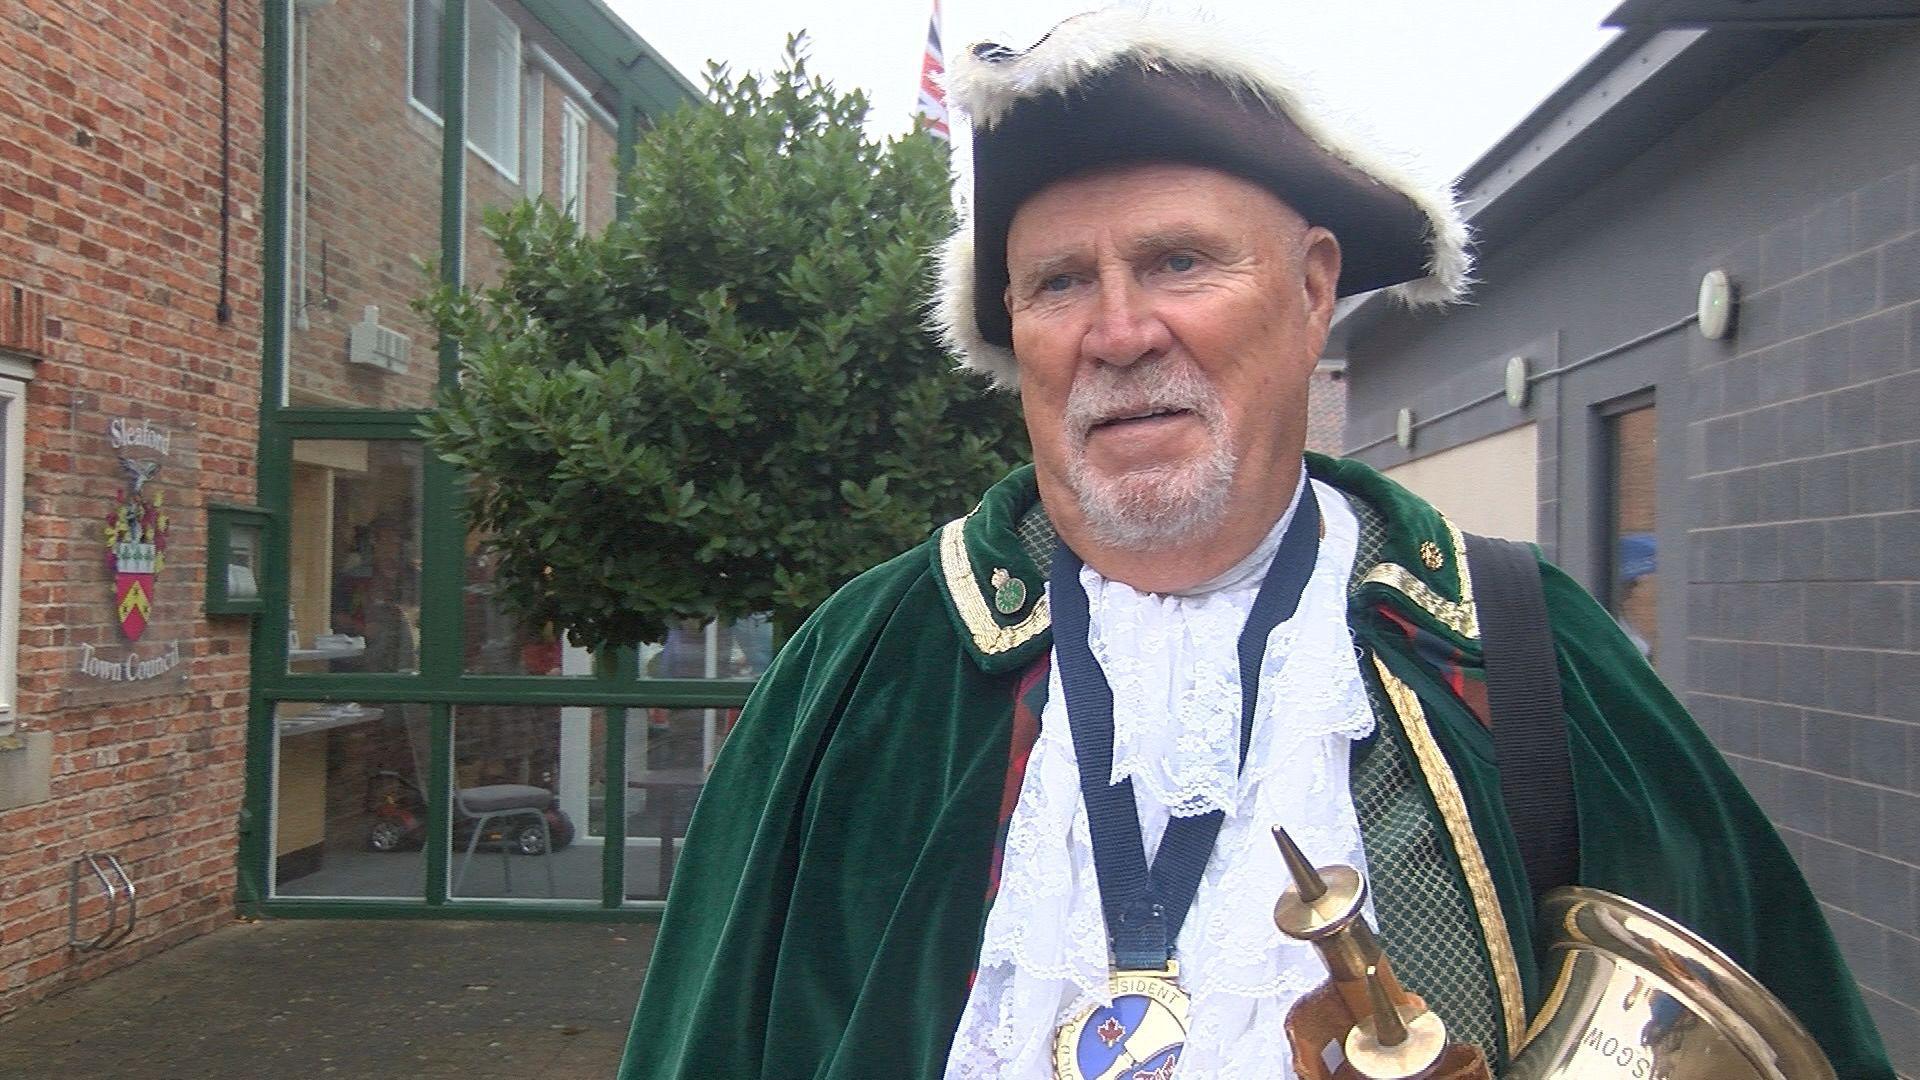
1301, 226, 1342, 334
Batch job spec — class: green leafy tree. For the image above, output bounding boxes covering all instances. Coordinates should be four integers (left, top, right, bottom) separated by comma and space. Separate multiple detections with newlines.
420, 40, 1029, 651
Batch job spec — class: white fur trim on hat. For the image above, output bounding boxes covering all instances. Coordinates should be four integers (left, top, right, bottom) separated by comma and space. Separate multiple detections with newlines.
930, 4, 1472, 388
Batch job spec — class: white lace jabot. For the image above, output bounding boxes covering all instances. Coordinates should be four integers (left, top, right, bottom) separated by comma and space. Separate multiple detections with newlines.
943, 479, 1375, 1080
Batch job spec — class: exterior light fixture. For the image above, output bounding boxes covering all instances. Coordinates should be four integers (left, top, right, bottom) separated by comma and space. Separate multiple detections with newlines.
1395, 407, 1415, 451
1697, 269, 1735, 340
1505, 356, 1531, 407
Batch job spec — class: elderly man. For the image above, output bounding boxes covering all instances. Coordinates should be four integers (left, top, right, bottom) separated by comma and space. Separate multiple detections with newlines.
620, 10, 1889, 1080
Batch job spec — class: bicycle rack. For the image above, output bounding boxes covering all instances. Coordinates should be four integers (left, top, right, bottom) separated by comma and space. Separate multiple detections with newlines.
68, 852, 136, 952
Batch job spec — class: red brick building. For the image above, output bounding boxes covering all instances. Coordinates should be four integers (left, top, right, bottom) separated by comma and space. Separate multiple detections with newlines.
0, 0, 694, 1017
0, 0, 266, 1013
1304, 360, 1347, 455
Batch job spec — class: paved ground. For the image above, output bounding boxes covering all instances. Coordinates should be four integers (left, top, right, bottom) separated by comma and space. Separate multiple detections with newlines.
0, 919, 656, 1080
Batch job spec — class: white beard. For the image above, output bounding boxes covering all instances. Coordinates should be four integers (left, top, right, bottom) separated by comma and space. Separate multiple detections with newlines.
1062, 358, 1236, 551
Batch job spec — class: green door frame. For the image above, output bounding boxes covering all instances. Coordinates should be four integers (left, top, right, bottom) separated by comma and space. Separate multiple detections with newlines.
243, 0, 711, 922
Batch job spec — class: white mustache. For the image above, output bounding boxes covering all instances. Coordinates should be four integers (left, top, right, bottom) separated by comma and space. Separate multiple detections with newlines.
1064, 360, 1222, 440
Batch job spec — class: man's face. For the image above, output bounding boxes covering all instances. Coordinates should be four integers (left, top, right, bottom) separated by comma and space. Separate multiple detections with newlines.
1004, 163, 1340, 552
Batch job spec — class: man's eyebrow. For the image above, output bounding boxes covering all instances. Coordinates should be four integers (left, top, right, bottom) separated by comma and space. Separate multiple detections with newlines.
1123, 227, 1216, 255
1008, 251, 1083, 291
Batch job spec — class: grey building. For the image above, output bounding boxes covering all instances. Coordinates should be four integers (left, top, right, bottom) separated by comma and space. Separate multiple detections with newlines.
1332, 2, 1920, 1073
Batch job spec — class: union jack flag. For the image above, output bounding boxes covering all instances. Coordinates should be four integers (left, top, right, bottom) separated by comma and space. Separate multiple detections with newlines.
914, 0, 950, 141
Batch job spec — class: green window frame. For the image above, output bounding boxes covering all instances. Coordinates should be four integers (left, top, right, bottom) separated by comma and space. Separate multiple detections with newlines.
249, 0, 702, 921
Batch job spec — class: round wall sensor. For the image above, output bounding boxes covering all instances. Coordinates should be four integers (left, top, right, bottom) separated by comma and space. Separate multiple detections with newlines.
1505, 356, 1530, 407
1698, 269, 1735, 340
1395, 407, 1415, 451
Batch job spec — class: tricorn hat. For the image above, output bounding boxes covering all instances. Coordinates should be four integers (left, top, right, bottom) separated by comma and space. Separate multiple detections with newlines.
933, 6, 1471, 387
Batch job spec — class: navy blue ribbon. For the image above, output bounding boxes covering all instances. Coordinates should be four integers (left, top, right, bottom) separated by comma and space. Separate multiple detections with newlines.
1050, 486, 1322, 970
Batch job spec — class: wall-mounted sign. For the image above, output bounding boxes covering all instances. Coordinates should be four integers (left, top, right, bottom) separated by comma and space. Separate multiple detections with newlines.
66, 408, 196, 705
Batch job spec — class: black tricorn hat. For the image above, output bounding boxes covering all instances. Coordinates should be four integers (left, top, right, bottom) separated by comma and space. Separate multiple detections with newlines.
932, 7, 1471, 387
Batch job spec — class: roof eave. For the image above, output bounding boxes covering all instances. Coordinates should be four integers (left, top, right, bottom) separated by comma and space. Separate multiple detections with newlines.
1329, 23, 1808, 355
520, 0, 702, 119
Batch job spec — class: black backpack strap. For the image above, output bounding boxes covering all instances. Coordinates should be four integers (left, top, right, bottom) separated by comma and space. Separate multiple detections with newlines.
1462, 534, 1579, 903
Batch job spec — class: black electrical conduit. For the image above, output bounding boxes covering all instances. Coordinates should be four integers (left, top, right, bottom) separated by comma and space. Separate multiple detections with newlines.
1345, 311, 1699, 454
216, 0, 233, 324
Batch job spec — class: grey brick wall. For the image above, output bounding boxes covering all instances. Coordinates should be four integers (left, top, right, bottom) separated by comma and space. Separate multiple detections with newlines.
1687, 163, 1920, 1069
1344, 27, 1920, 1072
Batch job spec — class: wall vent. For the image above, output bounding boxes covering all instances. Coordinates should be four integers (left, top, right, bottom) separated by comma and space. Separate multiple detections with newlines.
347, 305, 410, 374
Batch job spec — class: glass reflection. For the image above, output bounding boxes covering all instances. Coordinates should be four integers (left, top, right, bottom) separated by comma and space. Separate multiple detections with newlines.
287, 0, 444, 407
450, 705, 594, 900
272, 700, 425, 899
463, 532, 575, 676
288, 441, 423, 674
1607, 404, 1659, 667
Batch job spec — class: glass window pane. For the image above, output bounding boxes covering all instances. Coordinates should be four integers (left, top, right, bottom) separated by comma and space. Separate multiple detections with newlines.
466, 0, 519, 177
521, 68, 543, 199
559, 99, 587, 221
463, 530, 602, 676
289, 0, 444, 407
408, 0, 443, 117
639, 617, 775, 684
288, 441, 423, 674
621, 705, 716, 902
461, 18, 525, 298
227, 522, 263, 601
273, 700, 427, 899
1607, 404, 1659, 667
449, 705, 595, 900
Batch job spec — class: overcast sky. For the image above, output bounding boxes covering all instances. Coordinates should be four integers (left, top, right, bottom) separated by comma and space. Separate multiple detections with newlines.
607, 1, 1625, 179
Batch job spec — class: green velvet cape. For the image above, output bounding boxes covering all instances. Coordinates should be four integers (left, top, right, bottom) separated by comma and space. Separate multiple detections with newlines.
620, 456, 1890, 1080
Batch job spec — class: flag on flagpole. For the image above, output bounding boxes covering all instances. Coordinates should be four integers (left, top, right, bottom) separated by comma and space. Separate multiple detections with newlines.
915, 0, 950, 141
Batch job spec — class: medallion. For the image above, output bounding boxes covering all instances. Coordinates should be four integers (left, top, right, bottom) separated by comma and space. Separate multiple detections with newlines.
1053, 965, 1191, 1080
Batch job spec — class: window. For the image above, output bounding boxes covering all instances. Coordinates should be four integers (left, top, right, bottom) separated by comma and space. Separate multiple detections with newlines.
408, 0, 522, 181
408, 0, 445, 119
466, 0, 521, 178
1604, 397, 1658, 668
0, 374, 25, 737
559, 99, 588, 220
521, 67, 543, 198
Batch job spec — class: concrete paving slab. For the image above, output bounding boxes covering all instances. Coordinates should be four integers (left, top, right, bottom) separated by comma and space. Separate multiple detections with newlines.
0, 919, 655, 1080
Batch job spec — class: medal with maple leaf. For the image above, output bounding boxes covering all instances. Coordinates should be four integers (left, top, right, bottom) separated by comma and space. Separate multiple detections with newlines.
1053, 964, 1190, 1080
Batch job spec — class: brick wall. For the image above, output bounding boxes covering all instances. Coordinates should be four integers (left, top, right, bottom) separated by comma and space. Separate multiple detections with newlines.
0, 0, 264, 1014
289, 0, 622, 410
1685, 162, 1920, 1065
287, 0, 444, 408
1305, 364, 1346, 455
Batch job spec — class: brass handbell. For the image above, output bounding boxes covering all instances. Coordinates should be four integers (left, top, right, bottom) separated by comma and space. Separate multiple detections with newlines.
1269, 826, 1839, 1080
1505, 888, 1836, 1080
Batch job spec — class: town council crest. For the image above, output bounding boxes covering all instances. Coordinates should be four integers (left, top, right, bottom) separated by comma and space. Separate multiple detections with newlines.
104, 456, 169, 642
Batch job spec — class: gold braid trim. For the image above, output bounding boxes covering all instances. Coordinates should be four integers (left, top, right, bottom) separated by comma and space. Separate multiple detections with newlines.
1360, 518, 1480, 639
1372, 655, 1527, 1051
938, 517, 1050, 655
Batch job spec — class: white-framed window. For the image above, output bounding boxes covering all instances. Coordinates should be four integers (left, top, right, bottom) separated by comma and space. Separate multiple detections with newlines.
559, 99, 588, 221
407, 0, 522, 182
0, 370, 28, 737
521, 66, 544, 198
466, 0, 521, 180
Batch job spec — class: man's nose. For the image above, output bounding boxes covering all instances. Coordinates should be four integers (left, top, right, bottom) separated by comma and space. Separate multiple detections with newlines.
1083, 274, 1170, 367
